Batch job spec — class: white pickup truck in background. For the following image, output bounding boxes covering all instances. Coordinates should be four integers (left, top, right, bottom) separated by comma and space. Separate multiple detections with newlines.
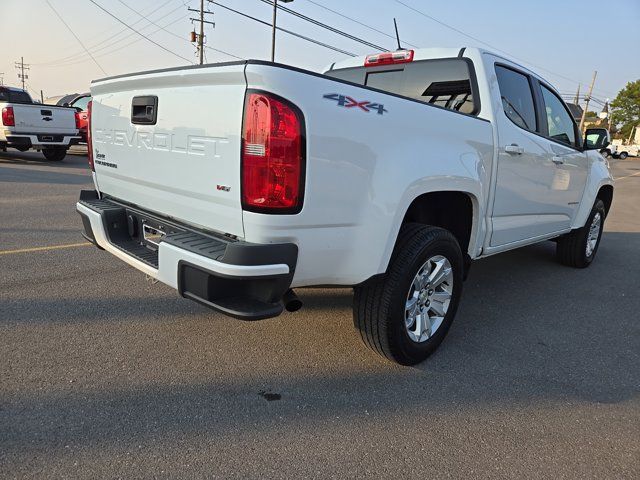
606, 140, 639, 160
77, 47, 614, 365
1, 86, 81, 161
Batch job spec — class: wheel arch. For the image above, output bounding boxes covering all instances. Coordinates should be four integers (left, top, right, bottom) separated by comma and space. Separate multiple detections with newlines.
379, 189, 481, 276
571, 154, 614, 229
597, 184, 614, 217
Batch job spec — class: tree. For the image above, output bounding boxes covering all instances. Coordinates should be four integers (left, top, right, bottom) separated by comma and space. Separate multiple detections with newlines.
610, 80, 640, 140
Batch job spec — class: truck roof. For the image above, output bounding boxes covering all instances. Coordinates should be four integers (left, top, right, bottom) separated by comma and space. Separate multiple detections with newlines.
0, 86, 28, 93
327, 47, 553, 87
327, 47, 465, 71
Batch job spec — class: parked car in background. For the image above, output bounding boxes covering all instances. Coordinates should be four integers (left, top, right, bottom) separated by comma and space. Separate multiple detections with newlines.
78, 47, 614, 365
606, 141, 639, 159
45, 92, 90, 142
1, 86, 80, 161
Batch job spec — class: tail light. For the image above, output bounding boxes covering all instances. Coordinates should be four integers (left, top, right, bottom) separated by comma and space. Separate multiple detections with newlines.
87, 100, 94, 171
364, 50, 414, 67
2, 106, 15, 126
74, 111, 82, 129
241, 91, 305, 213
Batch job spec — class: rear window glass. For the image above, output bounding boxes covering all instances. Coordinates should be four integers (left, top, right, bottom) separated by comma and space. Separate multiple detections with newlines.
0, 89, 32, 104
326, 58, 477, 115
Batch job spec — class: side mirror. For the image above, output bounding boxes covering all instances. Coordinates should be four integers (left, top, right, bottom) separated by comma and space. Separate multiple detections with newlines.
584, 127, 610, 150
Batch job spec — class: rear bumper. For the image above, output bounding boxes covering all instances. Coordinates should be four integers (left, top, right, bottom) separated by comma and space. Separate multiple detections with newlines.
76, 190, 297, 320
5, 133, 81, 148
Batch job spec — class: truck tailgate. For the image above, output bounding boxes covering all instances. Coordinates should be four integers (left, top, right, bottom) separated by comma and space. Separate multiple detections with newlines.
11, 104, 77, 134
90, 63, 247, 238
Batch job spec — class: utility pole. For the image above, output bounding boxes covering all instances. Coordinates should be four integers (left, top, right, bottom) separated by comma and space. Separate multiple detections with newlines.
14, 57, 30, 90
198, 0, 204, 65
189, 1, 215, 65
627, 124, 637, 144
579, 71, 597, 133
271, 0, 294, 62
573, 84, 580, 105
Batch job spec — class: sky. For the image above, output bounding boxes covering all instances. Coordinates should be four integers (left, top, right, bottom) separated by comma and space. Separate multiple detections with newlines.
1, 0, 638, 109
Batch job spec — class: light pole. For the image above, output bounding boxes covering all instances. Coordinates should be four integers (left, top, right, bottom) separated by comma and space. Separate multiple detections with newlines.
271, 0, 293, 62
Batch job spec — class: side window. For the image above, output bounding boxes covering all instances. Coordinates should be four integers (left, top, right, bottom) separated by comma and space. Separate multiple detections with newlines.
72, 96, 90, 111
540, 85, 576, 147
495, 65, 537, 132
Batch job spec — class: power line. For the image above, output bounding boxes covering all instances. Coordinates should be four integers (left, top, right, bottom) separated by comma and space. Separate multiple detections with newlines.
51, 8, 191, 68
115, 0, 243, 61
42, 13, 193, 69
305, 0, 419, 48
259, 0, 388, 52
87, 0, 194, 64
392, 0, 616, 98
208, 1, 356, 57
34, 0, 178, 66
44, 0, 107, 75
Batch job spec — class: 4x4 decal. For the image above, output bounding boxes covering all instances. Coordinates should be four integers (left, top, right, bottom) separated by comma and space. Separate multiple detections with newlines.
323, 93, 388, 115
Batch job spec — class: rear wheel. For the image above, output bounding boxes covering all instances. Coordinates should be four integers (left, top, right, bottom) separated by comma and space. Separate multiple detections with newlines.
556, 199, 605, 268
619, 151, 628, 160
353, 224, 464, 365
42, 147, 67, 162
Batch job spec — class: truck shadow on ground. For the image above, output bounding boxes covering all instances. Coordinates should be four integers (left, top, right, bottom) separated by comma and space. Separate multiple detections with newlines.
0, 165, 90, 185
0, 150, 89, 170
2, 232, 638, 457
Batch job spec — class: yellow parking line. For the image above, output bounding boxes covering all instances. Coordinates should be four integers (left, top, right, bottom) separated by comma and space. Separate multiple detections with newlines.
0, 242, 91, 255
616, 171, 640, 181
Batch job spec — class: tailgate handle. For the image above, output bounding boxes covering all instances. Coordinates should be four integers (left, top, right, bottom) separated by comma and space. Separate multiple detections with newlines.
41, 109, 52, 116
131, 96, 158, 125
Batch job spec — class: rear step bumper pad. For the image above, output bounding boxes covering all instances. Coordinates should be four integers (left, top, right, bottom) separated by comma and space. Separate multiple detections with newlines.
76, 190, 297, 320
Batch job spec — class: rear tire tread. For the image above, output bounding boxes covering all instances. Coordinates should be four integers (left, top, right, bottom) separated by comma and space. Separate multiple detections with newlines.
354, 223, 461, 364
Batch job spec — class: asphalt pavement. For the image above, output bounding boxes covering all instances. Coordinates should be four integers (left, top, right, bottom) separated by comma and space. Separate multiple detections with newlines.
1, 150, 639, 479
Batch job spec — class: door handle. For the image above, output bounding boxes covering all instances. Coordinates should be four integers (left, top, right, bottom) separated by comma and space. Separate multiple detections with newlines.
552, 156, 565, 165
505, 144, 524, 155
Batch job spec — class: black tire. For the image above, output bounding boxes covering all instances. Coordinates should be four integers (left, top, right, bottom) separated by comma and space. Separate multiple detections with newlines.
619, 152, 628, 160
556, 199, 605, 268
353, 224, 464, 365
42, 147, 67, 162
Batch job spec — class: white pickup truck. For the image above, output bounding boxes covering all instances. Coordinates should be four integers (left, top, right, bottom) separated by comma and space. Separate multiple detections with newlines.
1, 86, 81, 161
77, 47, 614, 365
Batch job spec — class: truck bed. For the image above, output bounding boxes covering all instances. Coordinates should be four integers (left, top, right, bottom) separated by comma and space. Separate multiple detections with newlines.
90, 59, 493, 286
